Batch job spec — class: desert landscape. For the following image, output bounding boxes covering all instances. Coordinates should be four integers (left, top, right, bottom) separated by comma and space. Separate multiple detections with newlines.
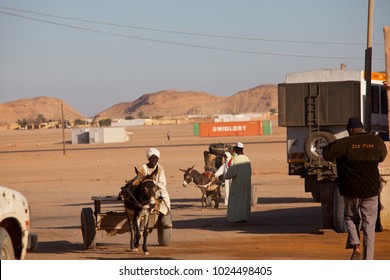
1, 121, 390, 260
0, 85, 277, 128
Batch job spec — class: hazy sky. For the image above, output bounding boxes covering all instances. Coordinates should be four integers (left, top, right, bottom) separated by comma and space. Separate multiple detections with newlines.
1, 0, 389, 117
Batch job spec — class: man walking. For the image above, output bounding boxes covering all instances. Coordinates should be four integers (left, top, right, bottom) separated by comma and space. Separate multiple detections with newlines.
323, 117, 387, 260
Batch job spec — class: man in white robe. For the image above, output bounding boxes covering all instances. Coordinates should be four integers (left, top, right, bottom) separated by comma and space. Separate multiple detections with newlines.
225, 142, 252, 222
134, 148, 172, 227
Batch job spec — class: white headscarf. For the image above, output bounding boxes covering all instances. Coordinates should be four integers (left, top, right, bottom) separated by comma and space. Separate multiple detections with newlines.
147, 147, 160, 159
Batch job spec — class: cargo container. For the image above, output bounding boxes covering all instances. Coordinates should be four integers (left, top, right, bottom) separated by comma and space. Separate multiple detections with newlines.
199, 121, 263, 137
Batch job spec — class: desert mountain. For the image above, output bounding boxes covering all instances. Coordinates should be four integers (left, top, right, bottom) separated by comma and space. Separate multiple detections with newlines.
0, 97, 86, 126
0, 84, 277, 126
98, 84, 277, 119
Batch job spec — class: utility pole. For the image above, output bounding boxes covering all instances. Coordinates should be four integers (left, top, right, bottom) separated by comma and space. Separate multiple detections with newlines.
364, 0, 374, 132
384, 26, 390, 137
61, 103, 66, 155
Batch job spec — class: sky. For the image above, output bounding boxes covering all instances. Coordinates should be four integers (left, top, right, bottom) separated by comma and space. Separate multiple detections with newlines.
0, 0, 389, 117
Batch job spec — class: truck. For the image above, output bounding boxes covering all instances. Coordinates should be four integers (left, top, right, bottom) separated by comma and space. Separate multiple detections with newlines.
278, 69, 387, 203
0, 186, 38, 259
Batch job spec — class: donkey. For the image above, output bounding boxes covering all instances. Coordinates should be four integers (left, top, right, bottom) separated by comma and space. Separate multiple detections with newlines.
119, 167, 159, 255
179, 165, 221, 210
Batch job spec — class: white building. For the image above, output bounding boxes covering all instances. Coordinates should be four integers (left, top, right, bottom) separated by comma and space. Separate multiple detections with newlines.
72, 127, 129, 144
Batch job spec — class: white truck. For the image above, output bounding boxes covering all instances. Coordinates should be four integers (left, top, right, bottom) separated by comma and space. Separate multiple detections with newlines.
278, 69, 387, 202
0, 186, 37, 259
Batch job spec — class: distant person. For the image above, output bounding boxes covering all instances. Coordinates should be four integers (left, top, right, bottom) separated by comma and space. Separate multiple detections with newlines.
167, 131, 171, 141
224, 142, 252, 222
214, 151, 233, 206
323, 117, 387, 260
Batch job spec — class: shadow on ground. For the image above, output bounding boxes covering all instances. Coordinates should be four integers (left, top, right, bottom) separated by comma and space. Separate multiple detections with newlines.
169, 196, 322, 234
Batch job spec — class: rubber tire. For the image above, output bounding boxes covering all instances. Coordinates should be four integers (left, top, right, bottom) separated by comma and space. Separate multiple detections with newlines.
206, 195, 213, 207
251, 184, 257, 206
305, 176, 321, 202
158, 227, 172, 246
0, 227, 15, 260
333, 186, 347, 233
311, 191, 321, 203
209, 143, 226, 156
304, 131, 336, 163
27, 233, 38, 252
157, 212, 172, 246
81, 208, 97, 249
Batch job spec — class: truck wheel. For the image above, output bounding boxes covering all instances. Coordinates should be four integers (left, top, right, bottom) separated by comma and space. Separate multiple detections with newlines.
333, 187, 347, 233
81, 208, 97, 249
305, 176, 321, 202
311, 191, 321, 203
0, 227, 15, 260
304, 131, 336, 163
27, 233, 38, 252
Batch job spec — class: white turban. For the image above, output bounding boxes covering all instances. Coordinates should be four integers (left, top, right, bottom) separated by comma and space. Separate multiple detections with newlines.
147, 148, 160, 159
236, 142, 244, 148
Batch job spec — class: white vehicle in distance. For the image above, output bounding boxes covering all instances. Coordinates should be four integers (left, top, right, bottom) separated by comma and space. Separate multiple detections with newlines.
0, 186, 38, 259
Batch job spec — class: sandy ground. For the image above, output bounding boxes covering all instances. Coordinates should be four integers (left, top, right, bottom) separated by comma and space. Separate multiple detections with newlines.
1, 122, 389, 260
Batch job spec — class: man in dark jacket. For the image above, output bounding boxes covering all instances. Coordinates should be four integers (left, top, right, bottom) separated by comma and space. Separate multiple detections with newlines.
323, 117, 387, 260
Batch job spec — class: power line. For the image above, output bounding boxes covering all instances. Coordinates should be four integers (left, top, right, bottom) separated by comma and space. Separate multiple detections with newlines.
0, 9, 384, 61
0, 5, 383, 46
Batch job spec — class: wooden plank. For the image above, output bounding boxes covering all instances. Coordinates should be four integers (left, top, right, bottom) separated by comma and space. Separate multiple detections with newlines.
91, 195, 122, 202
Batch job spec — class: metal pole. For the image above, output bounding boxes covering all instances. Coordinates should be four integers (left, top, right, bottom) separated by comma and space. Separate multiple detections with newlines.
61, 103, 66, 155
384, 26, 390, 137
364, 0, 374, 132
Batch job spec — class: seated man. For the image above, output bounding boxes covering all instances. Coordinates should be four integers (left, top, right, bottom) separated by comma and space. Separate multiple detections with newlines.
132, 147, 172, 228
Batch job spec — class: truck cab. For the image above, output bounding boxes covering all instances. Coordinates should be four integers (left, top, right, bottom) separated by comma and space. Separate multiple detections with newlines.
0, 186, 37, 259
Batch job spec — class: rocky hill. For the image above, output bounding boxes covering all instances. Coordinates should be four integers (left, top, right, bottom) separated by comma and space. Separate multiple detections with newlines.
98, 84, 277, 119
0, 97, 86, 126
0, 84, 277, 126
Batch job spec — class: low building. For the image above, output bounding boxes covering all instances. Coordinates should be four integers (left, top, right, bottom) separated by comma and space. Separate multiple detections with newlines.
72, 127, 128, 144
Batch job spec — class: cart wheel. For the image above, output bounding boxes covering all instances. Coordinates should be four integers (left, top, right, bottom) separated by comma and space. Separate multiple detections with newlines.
158, 227, 172, 246
81, 208, 96, 249
157, 212, 172, 246
251, 184, 257, 206
206, 195, 213, 207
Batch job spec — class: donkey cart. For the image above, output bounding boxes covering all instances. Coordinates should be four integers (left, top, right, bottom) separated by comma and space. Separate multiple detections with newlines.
80, 195, 172, 249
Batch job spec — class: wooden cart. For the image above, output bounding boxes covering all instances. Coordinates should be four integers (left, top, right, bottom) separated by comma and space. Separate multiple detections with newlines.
80, 195, 172, 249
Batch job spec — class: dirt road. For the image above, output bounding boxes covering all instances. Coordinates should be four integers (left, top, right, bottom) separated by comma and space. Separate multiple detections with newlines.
1, 124, 389, 260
